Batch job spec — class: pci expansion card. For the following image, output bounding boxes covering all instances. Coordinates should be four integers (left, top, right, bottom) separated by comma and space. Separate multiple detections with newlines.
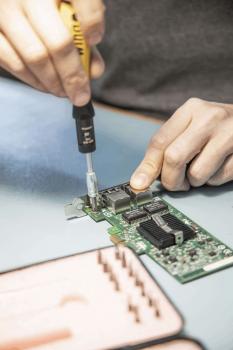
65, 182, 233, 283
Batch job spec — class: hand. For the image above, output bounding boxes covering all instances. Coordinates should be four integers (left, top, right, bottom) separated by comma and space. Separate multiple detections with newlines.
131, 98, 233, 191
0, 0, 105, 105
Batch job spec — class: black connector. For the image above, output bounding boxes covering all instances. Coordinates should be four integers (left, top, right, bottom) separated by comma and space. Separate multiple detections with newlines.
137, 219, 174, 249
137, 214, 196, 249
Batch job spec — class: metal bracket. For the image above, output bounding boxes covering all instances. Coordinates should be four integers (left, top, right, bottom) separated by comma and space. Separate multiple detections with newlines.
152, 214, 184, 245
64, 198, 87, 220
171, 230, 184, 245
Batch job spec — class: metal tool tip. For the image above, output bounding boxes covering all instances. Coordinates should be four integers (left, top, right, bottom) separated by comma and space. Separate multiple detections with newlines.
90, 196, 98, 211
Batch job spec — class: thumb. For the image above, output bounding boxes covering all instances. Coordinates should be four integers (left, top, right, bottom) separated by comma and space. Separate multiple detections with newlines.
130, 150, 163, 190
130, 103, 193, 190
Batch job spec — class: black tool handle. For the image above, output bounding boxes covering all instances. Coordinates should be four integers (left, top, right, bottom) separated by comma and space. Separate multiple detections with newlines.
73, 101, 96, 154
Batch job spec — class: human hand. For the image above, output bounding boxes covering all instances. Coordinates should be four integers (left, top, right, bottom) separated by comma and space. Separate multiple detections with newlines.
131, 98, 233, 191
0, 0, 105, 105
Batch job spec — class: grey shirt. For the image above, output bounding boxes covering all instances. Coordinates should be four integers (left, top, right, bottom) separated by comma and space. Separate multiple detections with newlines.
92, 0, 233, 116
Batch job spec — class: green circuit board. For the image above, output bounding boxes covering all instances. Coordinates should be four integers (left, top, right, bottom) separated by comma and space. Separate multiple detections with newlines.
66, 183, 233, 283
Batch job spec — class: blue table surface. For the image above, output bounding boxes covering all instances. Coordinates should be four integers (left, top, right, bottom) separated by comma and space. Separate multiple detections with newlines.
0, 78, 233, 350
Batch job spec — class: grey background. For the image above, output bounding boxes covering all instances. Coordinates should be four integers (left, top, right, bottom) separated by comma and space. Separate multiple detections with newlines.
93, 0, 233, 115
0, 78, 233, 350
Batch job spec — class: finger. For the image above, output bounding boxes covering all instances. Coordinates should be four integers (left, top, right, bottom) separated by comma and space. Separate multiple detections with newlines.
0, 5, 65, 97
72, 0, 105, 45
207, 154, 233, 186
161, 124, 210, 191
0, 32, 47, 92
90, 47, 105, 79
188, 135, 233, 187
130, 102, 192, 190
24, 0, 90, 106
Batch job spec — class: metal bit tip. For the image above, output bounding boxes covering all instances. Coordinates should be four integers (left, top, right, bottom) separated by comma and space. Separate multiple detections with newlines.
85, 154, 99, 211
90, 196, 98, 211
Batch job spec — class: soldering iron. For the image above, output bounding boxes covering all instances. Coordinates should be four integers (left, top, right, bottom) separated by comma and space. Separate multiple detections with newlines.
60, 1, 99, 211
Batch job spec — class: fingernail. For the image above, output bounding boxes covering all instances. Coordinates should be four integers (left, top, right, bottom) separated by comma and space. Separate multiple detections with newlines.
75, 92, 90, 106
131, 173, 149, 189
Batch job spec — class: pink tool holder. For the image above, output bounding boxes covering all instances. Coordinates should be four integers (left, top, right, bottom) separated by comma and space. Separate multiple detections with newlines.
0, 246, 201, 350
144, 338, 203, 350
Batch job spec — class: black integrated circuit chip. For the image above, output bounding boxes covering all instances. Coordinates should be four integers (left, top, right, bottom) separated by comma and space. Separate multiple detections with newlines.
121, 183, 153, 205
137, 219, 174, 249
137, 214, 196, 249
144, 201, 168, 214
122, 208, 147, 224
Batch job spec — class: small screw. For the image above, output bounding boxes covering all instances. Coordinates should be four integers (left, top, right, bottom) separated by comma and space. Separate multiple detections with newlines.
103, 262, 109, 273
135, 274, 141, 287
121, 251, 127, 268
128, 264, 134, 277
155, 308, 160, 318
147, 295, 153, 307
114, 279, 120, 291
153, 299, 160, 318
115, 247, 120, 260
109, 268, 115, 282
127, 298, 133, 312
133, 305, 140, 323
140, 282, 145, 297
97, 250, 102, 264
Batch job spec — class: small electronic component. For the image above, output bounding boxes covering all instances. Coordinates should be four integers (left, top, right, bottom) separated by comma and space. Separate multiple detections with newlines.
122, 208, 147, 224
122, 183, 153, 205
188, 249, 197, 257
137, 219, 175, 249
137, 214, 195, 249
101, 188, 131, 213
144, 200, 168, 214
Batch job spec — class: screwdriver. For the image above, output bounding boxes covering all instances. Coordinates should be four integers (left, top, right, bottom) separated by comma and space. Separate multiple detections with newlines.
60, 1, 99, 211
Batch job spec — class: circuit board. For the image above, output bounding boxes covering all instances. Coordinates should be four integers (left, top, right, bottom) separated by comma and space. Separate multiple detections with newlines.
65, 182, 233, 283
